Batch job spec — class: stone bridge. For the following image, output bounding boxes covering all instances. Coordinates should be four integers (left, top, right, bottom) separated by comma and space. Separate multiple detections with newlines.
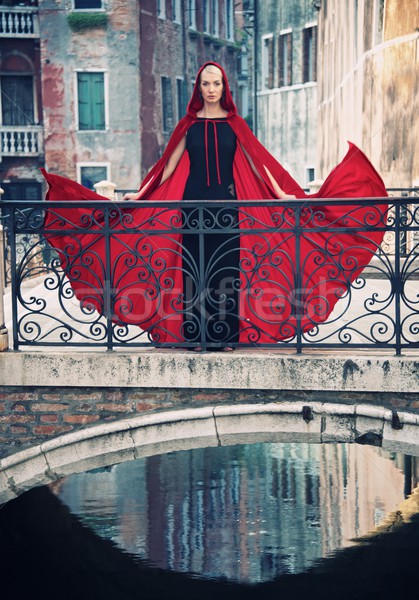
1, 348, 418, 504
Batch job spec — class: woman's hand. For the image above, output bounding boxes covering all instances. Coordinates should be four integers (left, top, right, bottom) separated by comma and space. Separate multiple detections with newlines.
263, 166, 296, 199
122, 192, 141, 201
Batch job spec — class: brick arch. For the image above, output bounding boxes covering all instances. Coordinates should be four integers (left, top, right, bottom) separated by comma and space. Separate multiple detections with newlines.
1, 402, 418, 505
0, 51, 34, 73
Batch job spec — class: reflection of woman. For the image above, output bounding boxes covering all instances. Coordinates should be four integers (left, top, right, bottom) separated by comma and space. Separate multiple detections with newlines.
42, 62, 388, 350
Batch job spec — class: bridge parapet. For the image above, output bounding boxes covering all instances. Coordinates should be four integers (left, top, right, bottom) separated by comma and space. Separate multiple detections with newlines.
0, 348, 418, 464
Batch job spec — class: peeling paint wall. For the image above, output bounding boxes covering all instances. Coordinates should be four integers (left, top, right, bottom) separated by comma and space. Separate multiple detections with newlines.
0, 35, 44, 186
39, 0, 142, 189
317, 0, 419, 187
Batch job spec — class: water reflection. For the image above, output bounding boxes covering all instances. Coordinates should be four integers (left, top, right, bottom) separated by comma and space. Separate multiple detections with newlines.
1, 442, 419, 600
54, 442, 415, 584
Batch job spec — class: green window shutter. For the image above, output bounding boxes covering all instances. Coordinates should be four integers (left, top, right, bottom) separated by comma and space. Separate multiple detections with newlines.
77, 72, 105, 130
78, 73, 90, 129
92, 73, 105, 129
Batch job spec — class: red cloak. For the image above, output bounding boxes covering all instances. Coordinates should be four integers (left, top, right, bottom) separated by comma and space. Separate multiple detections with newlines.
42, 62, 388, 344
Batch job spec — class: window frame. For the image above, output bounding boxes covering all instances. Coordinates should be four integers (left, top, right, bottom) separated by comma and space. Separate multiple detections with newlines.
302, 25, 317, 83
72, 0, 105, 11
77, 162, 111, 190
261, 33, 274, 90
0, 73, 36, 126
176, 77, 186, 122
211, 0, 219, 37
203, 0, 210, 34
188, 0, 196, 29
157, 0, 166, 19
161, 75, 174, 134
75, 69, 108, 131
278, 29, 292, 87
305, 166, 316, 187
172, 0, 181, 24
225, 0, 234, 41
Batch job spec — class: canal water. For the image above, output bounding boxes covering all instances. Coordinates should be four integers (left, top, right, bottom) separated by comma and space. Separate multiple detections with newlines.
1, 441, 418, 600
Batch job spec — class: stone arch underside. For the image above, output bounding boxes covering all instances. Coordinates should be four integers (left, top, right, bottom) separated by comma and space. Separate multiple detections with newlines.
1, 401, 419, 504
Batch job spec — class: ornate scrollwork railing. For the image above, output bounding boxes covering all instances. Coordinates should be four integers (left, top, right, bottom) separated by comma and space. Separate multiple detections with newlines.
1, 195, 418, 353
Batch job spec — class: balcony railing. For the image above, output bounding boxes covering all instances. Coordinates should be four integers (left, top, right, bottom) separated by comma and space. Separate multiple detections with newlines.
0, 6, 39, 38
0, 126, 43, 157
1, 196, 418, 353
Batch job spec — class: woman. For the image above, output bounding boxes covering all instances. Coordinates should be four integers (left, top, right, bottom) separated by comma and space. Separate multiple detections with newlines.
42, 62, 388, 350
123, 63, 296, 351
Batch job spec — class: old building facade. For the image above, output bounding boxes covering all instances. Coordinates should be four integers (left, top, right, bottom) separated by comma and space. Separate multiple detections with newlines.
248, 0, 319, 186
139, 0, 244, 177
0, 0, 244, 197
317, 0, 419, 187
0, 0, 44, 201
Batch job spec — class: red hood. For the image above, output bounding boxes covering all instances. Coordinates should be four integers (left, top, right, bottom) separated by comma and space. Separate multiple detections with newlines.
187, 62, 237, 119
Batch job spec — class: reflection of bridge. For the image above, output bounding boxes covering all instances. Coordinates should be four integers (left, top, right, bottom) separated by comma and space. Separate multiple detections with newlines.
2, 482, 418, 600
0, 194, 418, 503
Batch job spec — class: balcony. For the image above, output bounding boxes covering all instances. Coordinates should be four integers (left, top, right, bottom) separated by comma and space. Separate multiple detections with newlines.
0, 125, 43, 158
0, 6, 39, 38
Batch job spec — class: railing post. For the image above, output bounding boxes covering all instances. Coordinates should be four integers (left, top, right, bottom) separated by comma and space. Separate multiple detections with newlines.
0, 187, 9, 351
94, 180, 117, 201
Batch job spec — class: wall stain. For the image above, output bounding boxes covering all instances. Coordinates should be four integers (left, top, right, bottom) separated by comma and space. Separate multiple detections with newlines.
342, 360, 360, 383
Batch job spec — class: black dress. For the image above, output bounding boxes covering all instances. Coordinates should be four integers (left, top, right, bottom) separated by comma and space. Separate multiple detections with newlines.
182, 118, 240, 347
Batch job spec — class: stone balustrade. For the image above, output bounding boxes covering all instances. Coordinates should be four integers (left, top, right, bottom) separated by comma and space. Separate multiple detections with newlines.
0, 6, 39, 38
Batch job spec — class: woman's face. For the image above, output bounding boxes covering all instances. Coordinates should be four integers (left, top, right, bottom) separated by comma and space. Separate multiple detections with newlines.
199, 69, 224, 105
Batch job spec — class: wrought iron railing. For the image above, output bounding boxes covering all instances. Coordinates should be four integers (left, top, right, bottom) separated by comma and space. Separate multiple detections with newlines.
1, 195, 418, 353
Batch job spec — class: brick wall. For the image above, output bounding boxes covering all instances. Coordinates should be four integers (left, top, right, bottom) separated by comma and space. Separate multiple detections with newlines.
1, 386, 418, 459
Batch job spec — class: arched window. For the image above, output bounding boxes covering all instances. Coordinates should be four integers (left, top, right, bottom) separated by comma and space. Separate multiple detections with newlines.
0, 53, 35, 125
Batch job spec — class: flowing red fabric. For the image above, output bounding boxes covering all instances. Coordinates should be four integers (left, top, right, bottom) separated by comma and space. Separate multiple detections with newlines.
42, 62, 388, 344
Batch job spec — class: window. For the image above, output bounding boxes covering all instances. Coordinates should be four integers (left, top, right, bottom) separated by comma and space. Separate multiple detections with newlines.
73, 0, 103, 9
172, 0, 181, 23
77, 72, 105, 130
188, 0, 196, 29
203, 0, 210, 33
302, 26, 317, 83
176, 78, 186, 121
1, 181, 41, 202
278, 32, 292, 87
161, 76, 173, 133
262, 35, 274, 89
157, 0, 166, 19
306, 167, 315, 186
373, 0, 385, 45
225, 0, 234, 41
78, 164, 109, 190
211, 0, 219, 37
1, 75, 34, 125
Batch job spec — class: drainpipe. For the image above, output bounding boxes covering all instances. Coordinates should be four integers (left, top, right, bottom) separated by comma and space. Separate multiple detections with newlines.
253, 0, 258, 137
0, 187, 9, 351
182, 0, 188, 114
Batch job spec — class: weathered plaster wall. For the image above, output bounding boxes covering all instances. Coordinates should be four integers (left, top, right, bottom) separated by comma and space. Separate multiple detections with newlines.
257, 0, 318, 186
39, 0, 142, 189
317, 0, 419, 187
